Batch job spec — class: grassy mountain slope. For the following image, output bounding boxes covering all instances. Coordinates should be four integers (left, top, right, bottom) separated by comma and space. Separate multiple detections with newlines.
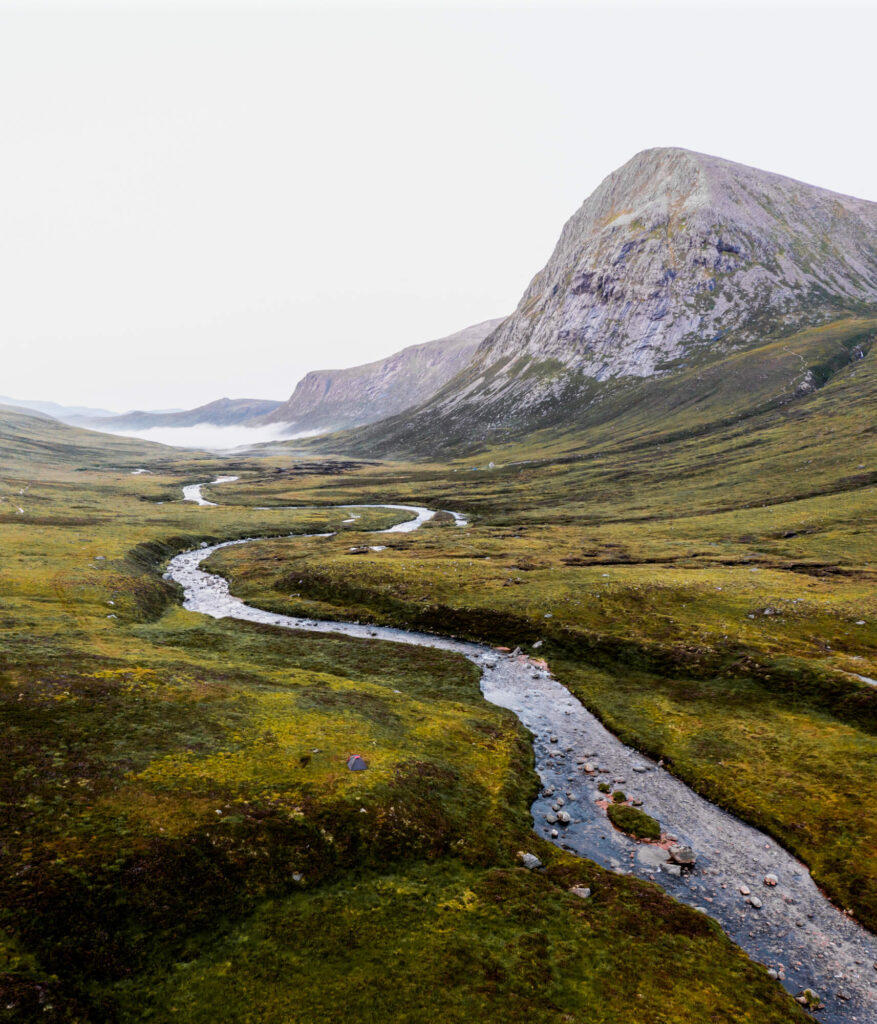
0, 404, 174, 471
320, 316, 877, 457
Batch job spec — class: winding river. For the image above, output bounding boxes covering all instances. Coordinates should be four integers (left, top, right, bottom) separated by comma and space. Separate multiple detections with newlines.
164, 477, 877, 1022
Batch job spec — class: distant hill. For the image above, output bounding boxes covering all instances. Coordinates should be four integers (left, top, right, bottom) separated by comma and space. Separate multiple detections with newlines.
79, 397, 282, 432
336, 148, 877, 454
260, 319, 504, 435
0, 403, 172, 469
0, 396, 118, 420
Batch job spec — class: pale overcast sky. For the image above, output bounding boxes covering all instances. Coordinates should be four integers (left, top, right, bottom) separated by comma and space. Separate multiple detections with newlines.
2, 3, 876, 411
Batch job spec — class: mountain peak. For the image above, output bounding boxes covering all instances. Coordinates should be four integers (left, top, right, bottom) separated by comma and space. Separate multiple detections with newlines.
345, 150, 877, 452
477, 148, 877, 384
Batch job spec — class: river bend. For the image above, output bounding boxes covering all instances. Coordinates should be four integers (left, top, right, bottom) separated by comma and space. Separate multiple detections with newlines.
163, 479, 877, 1023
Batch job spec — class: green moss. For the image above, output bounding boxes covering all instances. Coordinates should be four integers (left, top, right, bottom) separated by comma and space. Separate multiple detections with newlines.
607, 804, 661, 840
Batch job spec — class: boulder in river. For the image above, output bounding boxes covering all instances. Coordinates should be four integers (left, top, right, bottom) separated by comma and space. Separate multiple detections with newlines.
795, 990, 823, 1010
764, 873, 778, 886
668, 845, 696, 866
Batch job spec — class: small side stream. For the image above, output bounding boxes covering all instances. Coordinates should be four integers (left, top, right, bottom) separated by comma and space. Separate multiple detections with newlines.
163, 480, 877, 1022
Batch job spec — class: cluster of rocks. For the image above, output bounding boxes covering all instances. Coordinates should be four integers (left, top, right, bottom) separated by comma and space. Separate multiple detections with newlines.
542, 783, 573, 836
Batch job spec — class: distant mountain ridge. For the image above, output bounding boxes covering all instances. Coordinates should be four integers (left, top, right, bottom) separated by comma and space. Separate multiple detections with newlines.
79, 397, 282, 432
66, 320, 501, 440
338, 147, 877, 452
0, 396, 118, 420
260, 318, 503, 435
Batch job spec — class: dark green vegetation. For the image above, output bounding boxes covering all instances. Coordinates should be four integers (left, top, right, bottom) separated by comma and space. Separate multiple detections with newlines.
607, 805, 662, 841
0, 409, 806, 1021
208, 317, 877, 933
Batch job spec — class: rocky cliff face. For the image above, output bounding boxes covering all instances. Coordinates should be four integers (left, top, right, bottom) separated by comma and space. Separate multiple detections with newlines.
262, 319, 503, 434
390, 148, 877, 433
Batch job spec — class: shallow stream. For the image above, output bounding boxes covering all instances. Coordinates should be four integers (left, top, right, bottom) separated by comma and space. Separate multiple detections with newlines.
163, 479, 877, 1022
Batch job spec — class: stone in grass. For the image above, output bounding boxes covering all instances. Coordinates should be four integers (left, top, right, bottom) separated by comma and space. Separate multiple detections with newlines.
518, 852, 542, 870
569, 886, 591, 899
607, 803, 661, 841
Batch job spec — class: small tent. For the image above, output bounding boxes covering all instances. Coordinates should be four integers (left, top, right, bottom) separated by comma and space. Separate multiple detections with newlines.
346, 753, 368, 771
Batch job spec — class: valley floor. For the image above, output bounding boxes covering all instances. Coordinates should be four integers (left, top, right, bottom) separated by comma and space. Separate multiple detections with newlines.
0, 420, 809, 1023
2, 325, 877, 1023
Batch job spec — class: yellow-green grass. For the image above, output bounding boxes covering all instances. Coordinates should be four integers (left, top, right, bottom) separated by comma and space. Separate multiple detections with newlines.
0, 411, 806, 1022
108, 858, 802, 1024
203, 329, 877, 931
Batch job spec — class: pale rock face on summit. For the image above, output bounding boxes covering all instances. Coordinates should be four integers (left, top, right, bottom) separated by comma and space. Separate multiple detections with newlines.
430, 148, 877, 417
262, 319, 503, 434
